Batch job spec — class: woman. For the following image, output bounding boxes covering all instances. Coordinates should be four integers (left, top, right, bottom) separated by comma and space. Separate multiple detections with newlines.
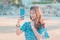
16, 6, 49, 40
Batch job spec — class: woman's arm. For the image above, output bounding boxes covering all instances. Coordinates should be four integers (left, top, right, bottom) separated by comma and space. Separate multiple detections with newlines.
16, 16, 23, 35
17, 16, 21, 25
16, 27, 23, 35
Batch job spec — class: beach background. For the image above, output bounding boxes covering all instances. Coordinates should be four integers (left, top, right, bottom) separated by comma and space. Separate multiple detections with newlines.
0, 0, 60, 40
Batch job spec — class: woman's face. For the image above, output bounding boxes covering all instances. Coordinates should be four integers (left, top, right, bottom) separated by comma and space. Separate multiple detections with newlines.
30, 10, 36, 20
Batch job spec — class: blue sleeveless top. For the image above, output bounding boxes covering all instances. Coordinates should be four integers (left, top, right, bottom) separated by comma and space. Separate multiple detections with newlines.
19, 22, 49, 40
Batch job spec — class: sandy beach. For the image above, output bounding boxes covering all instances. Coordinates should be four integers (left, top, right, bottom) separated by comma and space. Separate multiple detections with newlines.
0, 17, 60, 40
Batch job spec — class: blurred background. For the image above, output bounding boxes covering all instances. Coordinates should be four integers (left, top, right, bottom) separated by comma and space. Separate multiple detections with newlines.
0, 0, 60, 40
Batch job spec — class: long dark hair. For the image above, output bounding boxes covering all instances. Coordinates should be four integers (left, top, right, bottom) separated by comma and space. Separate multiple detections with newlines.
30, 6, 45, 30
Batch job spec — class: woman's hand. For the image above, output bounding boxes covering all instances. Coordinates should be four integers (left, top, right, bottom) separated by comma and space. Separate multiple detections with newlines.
16, 16, 21, 28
